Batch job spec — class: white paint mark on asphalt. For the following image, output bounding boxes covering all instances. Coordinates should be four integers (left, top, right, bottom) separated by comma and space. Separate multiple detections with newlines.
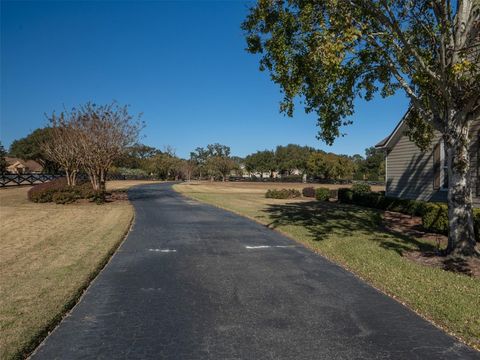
148, 249, 177, 253
245, 245, 296, 249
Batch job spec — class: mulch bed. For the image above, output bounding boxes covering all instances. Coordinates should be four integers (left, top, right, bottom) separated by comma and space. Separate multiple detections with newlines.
383, 211, 480, 278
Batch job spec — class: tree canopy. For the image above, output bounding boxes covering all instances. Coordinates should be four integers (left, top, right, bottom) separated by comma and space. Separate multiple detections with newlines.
242, 0, 480, 146
243, 0, 480, 255
9, 127, 59, 173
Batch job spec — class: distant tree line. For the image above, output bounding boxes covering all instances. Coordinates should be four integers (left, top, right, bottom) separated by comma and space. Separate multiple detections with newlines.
3, 128, 384, 182
245, 144, 384, 181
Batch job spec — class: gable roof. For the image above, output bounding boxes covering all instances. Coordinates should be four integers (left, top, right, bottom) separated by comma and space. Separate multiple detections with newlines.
375, 109, 410, 149
4, 157, 43, 172
24, 160, 44, 172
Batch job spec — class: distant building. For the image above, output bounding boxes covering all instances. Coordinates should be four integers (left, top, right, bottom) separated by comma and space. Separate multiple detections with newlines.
5, 157, 44, 174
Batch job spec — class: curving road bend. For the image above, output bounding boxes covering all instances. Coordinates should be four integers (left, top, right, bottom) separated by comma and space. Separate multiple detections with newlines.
31, 183, 480, 359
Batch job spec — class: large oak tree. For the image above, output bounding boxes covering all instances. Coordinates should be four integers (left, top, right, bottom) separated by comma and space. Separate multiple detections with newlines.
243, 0, 480, 255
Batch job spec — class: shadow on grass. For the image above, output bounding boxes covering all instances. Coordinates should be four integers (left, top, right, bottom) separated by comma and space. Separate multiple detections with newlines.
262, 201, 436, 255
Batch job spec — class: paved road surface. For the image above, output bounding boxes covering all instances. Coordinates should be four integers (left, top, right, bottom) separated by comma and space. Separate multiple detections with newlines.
32, 183, 479, 359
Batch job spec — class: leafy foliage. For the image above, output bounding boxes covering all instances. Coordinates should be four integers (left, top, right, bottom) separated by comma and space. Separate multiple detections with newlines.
422, 204, 480, 241
51, 191, 77, 204
315, 187, 330, 201
27, 178, 69, 203
353, 147, 385, 181
242, 0, 480, 146
307, 151, 355, 179
337, 188, 427, 217
190, 143, 235, 180
265, 188, 301, 199
9, 127, 59, 173
351, 183, 372, 195
245, 150, 276, 176
242, 0, 480, 254
275, 144, 312, 175
302, 186, 316, 197
27, 178, 107, 204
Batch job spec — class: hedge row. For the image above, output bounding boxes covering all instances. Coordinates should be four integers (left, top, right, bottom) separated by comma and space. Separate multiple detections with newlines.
265, 188, 301, 199
28, 178, 106, 204
337, 188, 480, 240
422, 203, 480, 240
267, 187, 334, 201
338, 188, 427, 216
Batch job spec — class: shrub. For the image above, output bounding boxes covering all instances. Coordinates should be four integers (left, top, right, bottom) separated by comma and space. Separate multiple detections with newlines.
475, 211, 480, 241
265, 188, 301, 199
351, 183, 371, 195
90, 190, 107, 204
338, 188, 354, 203
337, 186, 479, 240
421, 204, 480, 241
278, 175, 303, 183
28, 178, 107, 204
28, 178, 68, 203
422, 203, 448, 235
302, 187, 315, 198
73, 182, 97, 199
52, 191, 77, 204
315, 187, 330, 201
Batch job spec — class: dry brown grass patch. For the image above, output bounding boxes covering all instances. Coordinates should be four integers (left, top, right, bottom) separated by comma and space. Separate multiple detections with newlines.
0, 180, 156, 360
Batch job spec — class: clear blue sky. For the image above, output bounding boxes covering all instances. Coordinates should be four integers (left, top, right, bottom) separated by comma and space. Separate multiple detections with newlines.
1, 0, 409, 159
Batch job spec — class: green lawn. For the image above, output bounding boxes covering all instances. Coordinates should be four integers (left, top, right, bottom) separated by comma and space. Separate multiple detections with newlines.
174, 182, 480, 350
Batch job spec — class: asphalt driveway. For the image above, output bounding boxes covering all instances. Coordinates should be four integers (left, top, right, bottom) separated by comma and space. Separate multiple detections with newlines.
31, 183, 479, 359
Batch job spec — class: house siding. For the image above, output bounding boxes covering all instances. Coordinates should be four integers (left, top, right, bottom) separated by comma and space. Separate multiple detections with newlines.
386, 118, 479, 206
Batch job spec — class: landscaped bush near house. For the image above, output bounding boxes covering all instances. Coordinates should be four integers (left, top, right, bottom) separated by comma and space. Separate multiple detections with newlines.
337, 188, 427, 217
351, 183, 371, 195
337, 187, 479, 240
475, 211, 480, 241
422, 203, 448, 235
302, 187, 315, 198
265, 188, 301, 199
338, 188, 354, 203
315, 187, 330, 201
422, 204, 480, 241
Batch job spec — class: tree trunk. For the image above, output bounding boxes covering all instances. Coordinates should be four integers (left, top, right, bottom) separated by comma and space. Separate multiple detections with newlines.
89, 171, 100, 191
445, 121, 477, 256
70, 169, 77, 186
99, 169, 106, 192
66, 169, 71, 186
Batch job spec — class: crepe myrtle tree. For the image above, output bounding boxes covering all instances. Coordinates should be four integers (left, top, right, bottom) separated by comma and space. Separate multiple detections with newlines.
42, 111, 83, 186
77, 102, 143, 191
243, 0, 480, 256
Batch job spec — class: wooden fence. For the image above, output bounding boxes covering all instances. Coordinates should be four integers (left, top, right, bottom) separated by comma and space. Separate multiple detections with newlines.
0, 174, 63, 187
0, 173, 158, 187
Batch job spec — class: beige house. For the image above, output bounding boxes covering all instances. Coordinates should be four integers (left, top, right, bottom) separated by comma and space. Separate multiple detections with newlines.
5, 157, 43, 174
376, 112, 479, 207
